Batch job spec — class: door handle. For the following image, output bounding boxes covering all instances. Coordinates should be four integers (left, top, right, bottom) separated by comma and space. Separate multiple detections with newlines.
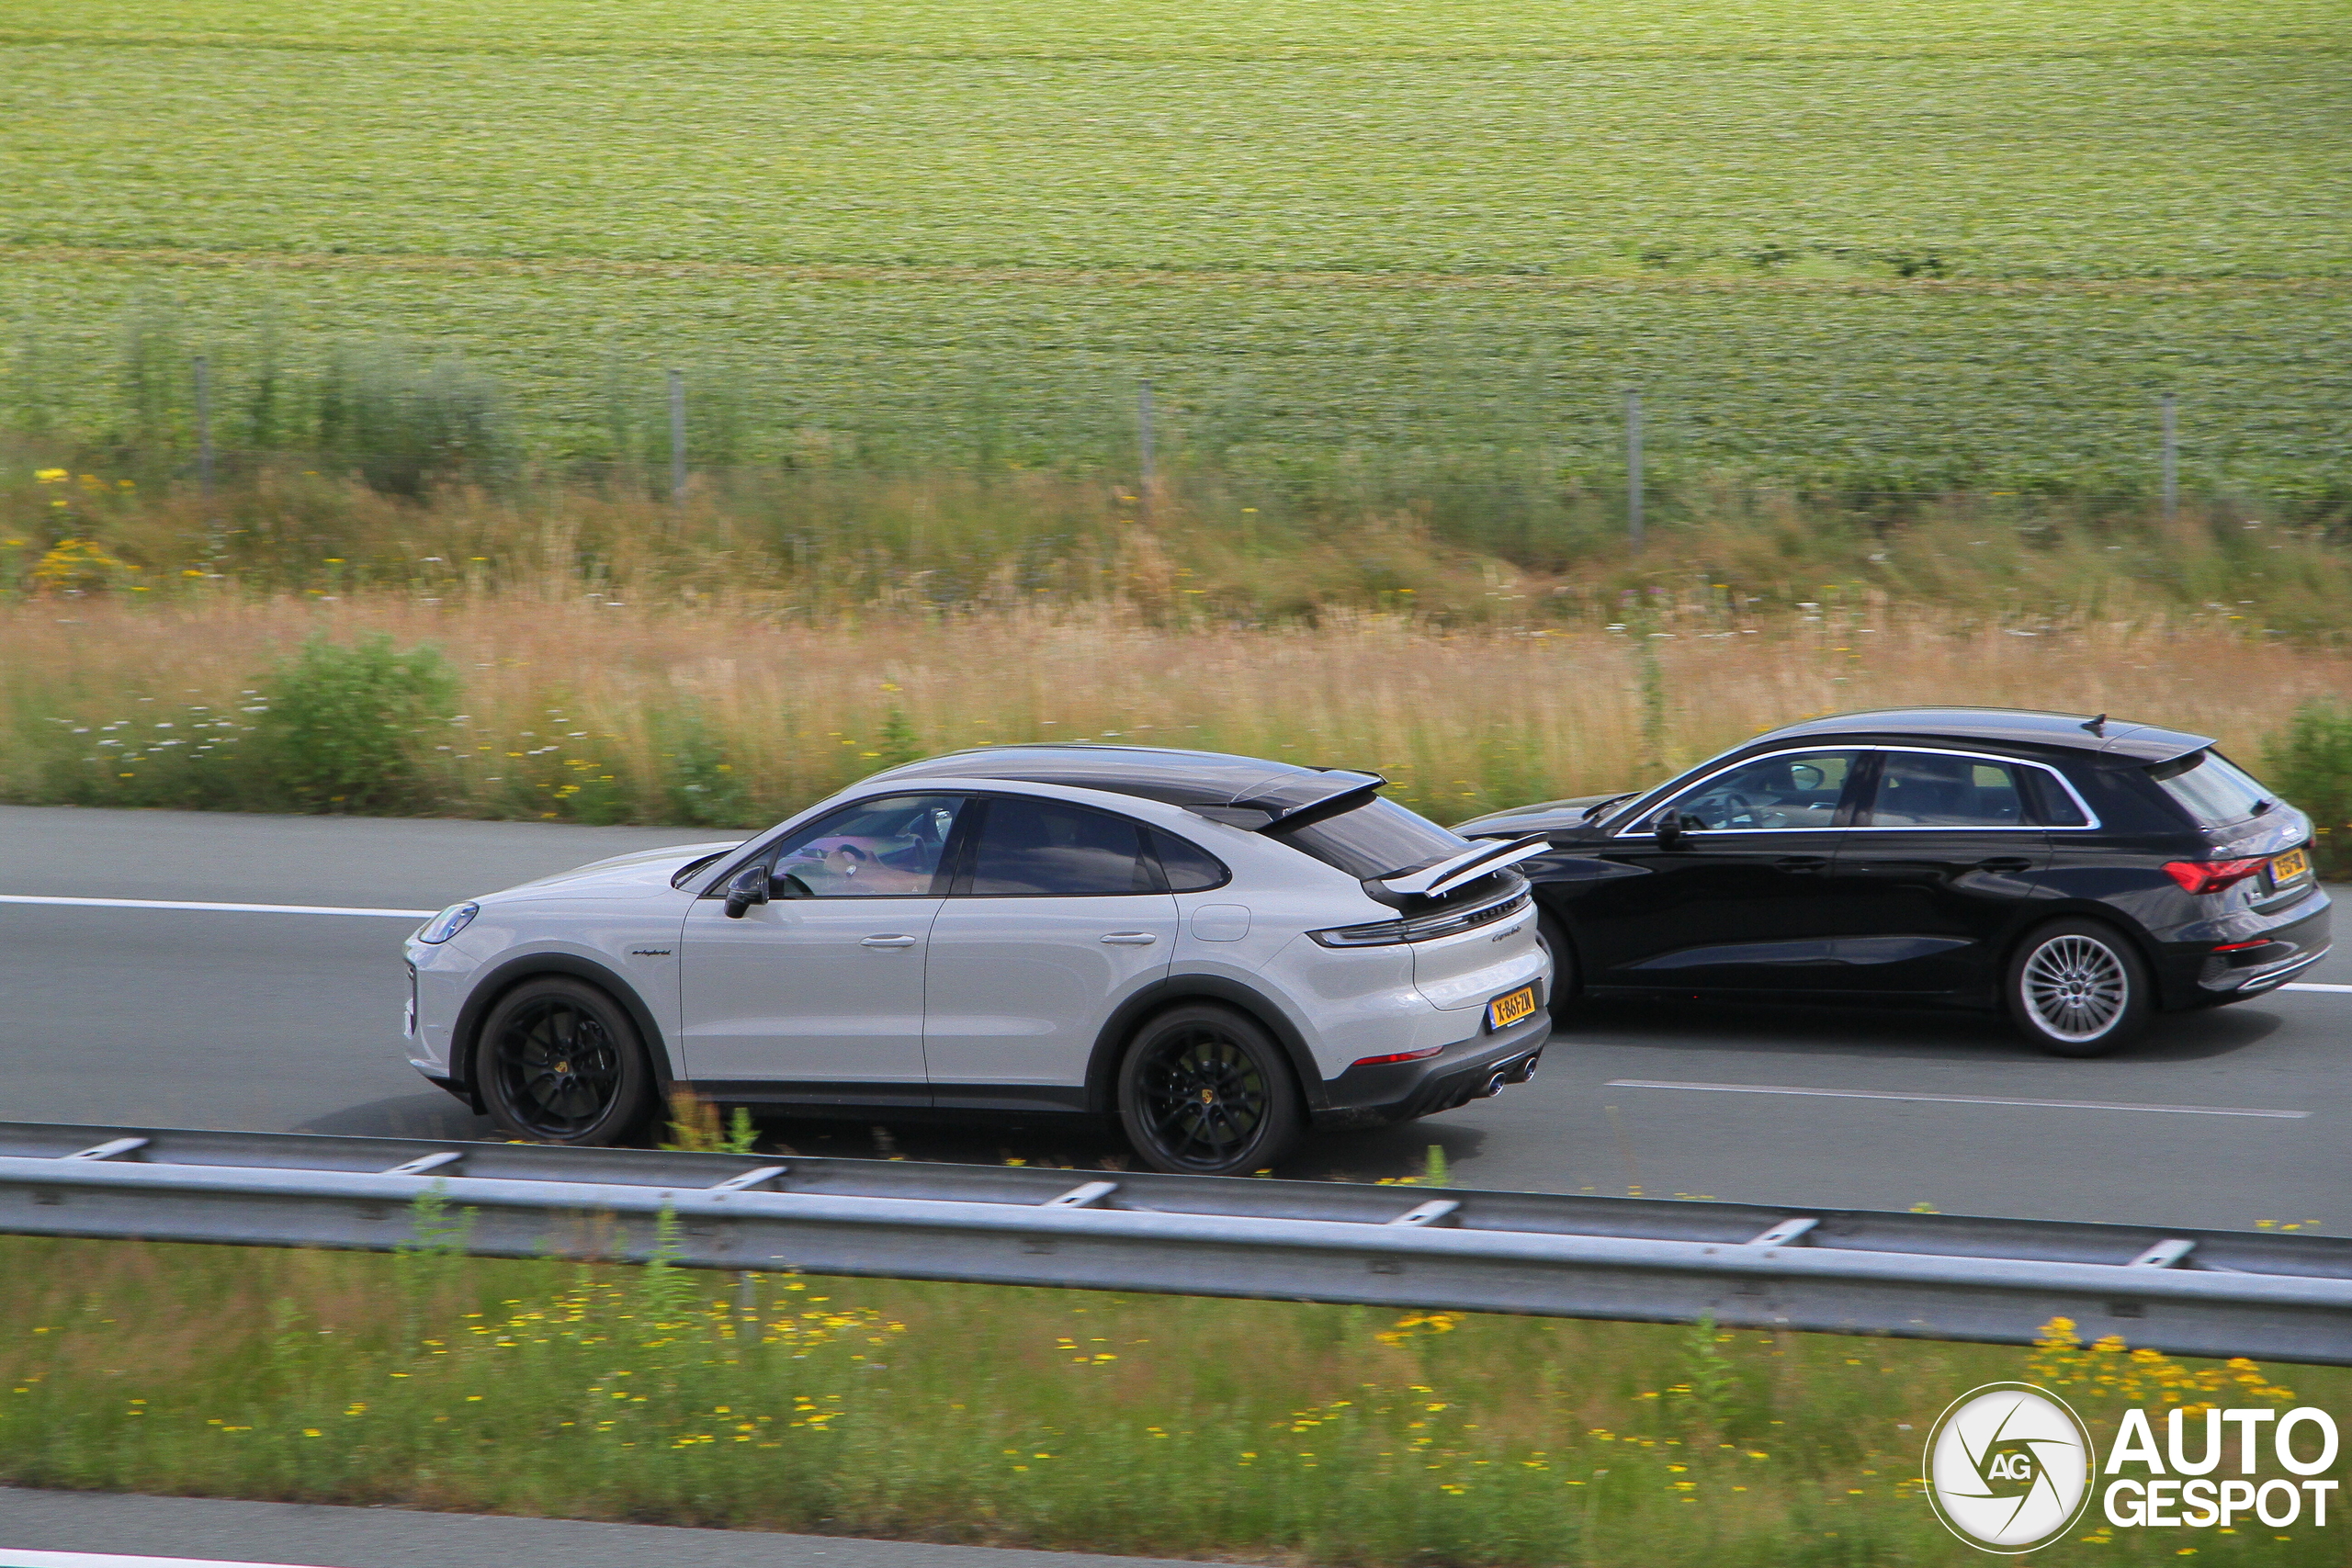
1975, 857, 2034, 874
1101, 932, 1159, 946
860, 934, 919, 949
1773, 855, 1830, 874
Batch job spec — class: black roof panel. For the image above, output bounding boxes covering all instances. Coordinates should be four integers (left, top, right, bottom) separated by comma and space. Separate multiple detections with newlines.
865, 744, 1383, 814
1754, 707, 2213, 764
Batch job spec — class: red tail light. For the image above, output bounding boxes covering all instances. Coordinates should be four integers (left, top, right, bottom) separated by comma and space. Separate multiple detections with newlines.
2164, 858, 2265, 895
1351, 1046, 1443, 1067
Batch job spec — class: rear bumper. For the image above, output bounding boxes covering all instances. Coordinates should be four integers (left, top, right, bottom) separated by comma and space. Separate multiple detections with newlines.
2152, 886, 2332, 1009
1312, 1011, 1552, 1131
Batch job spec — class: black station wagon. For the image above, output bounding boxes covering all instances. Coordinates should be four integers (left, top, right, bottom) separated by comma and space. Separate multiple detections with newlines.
1454, 708, 2332, 1055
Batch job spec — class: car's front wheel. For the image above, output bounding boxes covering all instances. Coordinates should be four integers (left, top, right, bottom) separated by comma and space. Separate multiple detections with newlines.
2007, 919, 2151, 1058
1116, 1004, 1303, 1176
475, 976, 657, 1145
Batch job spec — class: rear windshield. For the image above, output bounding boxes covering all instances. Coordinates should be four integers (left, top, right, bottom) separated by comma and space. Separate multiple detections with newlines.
2149, 750, 2275, 828
1266, 796, 1470, 881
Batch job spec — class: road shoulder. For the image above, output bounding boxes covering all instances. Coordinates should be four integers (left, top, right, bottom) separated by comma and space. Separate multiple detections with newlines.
0, 1488, 1198, 1568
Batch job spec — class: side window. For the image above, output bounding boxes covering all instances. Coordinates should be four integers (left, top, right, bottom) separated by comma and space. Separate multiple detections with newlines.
2018, 767, 2091, 828
1148, 829, 1230, 893
1662, 750, 1857, 832
965, 796, 1162, 897
767, 794, 966, 897
1866, 753, 2025, 828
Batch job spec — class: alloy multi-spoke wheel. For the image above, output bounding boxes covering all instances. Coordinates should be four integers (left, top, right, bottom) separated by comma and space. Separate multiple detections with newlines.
476, 977, 654, 1144
2007, 920, 2149, 1058
1117, 1004, 1302, 1175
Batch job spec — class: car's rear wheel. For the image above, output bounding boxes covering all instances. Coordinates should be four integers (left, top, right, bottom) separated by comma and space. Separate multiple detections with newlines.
1116, 1004, 1303, 1176
476, 977, 656, 1145
2007, 919, 2151, 1058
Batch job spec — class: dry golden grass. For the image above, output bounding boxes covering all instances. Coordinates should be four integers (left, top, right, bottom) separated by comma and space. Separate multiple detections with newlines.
4, 588, 2343, 826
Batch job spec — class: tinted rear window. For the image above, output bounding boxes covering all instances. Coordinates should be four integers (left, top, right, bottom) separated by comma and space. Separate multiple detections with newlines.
2149, 750, 2274, 828
2017, 768, 2091, 828
1148, 829, 1230, 893
966, 796, 1159, 896
1267, 797, 1469, 881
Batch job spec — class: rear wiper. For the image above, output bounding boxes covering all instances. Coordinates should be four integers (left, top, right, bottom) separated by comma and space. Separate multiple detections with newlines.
2251, 798, 2275, 817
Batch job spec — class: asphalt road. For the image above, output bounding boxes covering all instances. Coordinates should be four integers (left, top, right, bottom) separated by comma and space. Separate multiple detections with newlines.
0, 1486, 1193, 1568
1, 802, 2343, 1235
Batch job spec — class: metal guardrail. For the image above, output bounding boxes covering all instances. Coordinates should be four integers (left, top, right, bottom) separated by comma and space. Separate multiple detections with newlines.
0, 1120, 2345, 1365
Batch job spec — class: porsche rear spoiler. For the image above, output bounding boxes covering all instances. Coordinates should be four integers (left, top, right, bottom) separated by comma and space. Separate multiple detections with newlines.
1376, 834, 1551, 900
1189, 771, 1388, 832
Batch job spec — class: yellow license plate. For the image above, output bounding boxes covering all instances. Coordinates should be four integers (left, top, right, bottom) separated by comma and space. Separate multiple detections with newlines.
1487, 985, 1539, 1031
2271, 847, 2312, 886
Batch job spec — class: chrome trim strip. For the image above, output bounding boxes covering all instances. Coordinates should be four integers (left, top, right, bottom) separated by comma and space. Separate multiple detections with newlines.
1609, 744, 2103, 839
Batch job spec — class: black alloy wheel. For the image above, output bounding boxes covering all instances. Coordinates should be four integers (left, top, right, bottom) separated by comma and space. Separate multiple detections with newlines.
1117, 1004, 1303, 1176
476, 977, 655, 1145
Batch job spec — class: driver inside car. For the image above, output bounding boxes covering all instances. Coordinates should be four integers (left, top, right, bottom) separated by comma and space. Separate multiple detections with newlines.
775, 803, 955, 895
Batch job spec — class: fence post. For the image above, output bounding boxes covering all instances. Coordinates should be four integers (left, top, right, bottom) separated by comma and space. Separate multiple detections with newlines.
2160, 393, 2178, 523
1625, 389, 1645, 548
1137, 378, 1156, 524
193, 355, 214, 497
668, 368, 688, 504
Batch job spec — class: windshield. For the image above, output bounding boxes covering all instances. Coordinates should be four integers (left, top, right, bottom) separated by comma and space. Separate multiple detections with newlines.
1267, 796, 1470, 880
2149, 750, 2274, 828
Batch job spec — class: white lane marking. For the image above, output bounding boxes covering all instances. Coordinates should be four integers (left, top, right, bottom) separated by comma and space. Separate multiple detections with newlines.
0, 895, 433, 919
2282, 982, 2352, 993
1, 1553, 338, 1568
1605, 1079, 2310, 1119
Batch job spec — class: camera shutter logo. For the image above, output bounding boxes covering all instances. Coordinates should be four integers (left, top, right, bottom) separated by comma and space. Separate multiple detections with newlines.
1924, 1382, 2095, 1552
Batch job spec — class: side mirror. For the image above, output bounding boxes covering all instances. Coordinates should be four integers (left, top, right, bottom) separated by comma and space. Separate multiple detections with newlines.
722, 865, 772, 919
1650, 807, 1688, 846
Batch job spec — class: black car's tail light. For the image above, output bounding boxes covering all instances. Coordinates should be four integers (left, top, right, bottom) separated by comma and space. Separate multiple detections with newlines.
2163, 858, 2265, 895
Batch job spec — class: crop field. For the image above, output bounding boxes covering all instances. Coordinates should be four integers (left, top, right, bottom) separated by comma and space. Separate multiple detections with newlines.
3, 0, 2348, 493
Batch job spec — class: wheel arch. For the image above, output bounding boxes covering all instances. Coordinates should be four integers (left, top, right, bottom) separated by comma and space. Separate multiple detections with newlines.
447, 953, 677, 1109
1529, 892, 1585, 1001
1081, 975, 1327, 1119
2004, 904, 2169, 1000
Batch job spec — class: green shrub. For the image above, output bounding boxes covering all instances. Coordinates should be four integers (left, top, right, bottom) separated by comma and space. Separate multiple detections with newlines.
660, 710, 755, 829
2267, 700, 2352, 877
316, 344, 512, 496
252, 634, 457, 813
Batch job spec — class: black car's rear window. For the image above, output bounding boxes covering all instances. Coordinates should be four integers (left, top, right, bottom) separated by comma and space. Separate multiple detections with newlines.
2149, 750, 2274, 828
1266, 796, 1469, 880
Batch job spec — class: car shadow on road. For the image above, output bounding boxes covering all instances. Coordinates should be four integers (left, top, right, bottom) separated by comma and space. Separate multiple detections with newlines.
720, 1110, 1476, 1186
1550, 995, 2286, 1065
296, 1092, 492, 1142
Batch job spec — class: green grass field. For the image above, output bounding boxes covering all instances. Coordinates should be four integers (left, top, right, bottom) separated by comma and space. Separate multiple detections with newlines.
3, 0, 2347, 494
4, 1230, 2341, 1565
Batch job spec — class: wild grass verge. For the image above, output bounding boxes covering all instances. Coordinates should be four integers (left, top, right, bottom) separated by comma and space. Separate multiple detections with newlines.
1, 1232, 2339, 1564
2, 592, 2348, 853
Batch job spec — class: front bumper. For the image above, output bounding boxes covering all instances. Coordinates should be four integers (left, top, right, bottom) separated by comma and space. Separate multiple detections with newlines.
1312, 1011, 1552, 1131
